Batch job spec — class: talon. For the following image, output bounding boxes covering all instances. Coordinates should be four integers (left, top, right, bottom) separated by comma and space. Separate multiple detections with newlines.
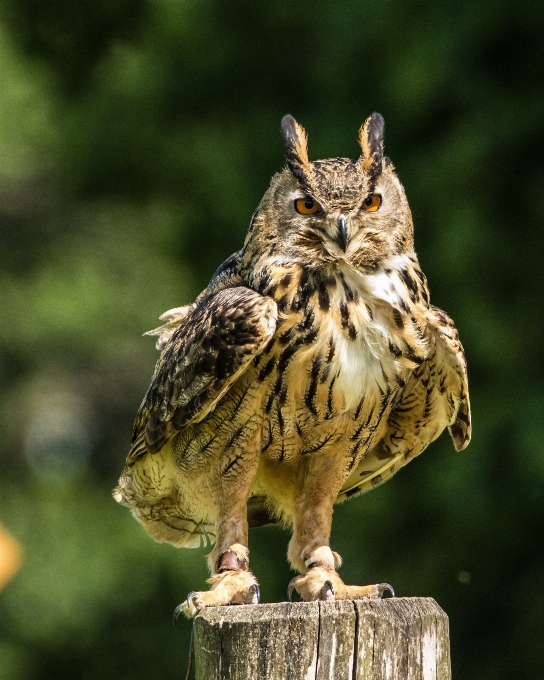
246, 584, 260, 605
172, 603, 184, 628
287, 575, 302, 601
186, 591, 197, 610
377, 583, 395, 598
320, 580, 335, 601
174, 590, 200, 622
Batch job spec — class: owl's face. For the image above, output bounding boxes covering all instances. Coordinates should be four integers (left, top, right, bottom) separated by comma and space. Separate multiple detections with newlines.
245, 114, 414, 274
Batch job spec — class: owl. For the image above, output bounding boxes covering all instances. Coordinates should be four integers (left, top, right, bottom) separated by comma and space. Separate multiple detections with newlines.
114, 113, 471, 619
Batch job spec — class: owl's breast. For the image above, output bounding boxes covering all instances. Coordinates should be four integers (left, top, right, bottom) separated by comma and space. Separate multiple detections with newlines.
249, 259, 430, 461
277, 298, 403, 423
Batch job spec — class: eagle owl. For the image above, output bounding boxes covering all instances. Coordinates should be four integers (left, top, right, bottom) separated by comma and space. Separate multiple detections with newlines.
114, 113, 471, 618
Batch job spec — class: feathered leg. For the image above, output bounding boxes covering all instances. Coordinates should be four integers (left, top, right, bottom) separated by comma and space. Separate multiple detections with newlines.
177, 449, 260, 619
287, 454, 393, 602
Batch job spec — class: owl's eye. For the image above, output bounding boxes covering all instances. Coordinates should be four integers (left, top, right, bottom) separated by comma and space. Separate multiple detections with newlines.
295, 197, 321, 215
362, 194, 382, 212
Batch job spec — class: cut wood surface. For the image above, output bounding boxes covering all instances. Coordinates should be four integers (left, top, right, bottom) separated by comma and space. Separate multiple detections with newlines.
193, 597, 451, 680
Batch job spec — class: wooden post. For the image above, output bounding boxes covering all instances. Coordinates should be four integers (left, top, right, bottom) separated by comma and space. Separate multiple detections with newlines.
193, 597, 451, 679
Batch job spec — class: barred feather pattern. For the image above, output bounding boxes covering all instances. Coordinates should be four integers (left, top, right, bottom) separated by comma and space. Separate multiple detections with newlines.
115, 249, 470, 541
114, 115, 471, 559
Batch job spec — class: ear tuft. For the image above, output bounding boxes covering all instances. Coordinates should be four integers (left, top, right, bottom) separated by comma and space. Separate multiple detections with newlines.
358, 112, 385, 181
281, 114, 310, 185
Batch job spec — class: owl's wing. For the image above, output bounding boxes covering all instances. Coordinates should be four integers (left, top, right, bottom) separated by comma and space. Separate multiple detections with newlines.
143, 250, 245, 351
127, 286, 277, 463
337, 304, 471, 501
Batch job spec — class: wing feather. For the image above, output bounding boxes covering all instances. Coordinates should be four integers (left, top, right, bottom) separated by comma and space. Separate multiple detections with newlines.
337, 304, 471, 501
127, 286, 277, 463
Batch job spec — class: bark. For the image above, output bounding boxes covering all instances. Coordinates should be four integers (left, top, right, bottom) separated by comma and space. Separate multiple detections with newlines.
193, 597, 451, 679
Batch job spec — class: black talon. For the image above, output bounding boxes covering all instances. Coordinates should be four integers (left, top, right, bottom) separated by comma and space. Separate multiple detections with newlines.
246, 584, 261, 604
287, 576, 301, 602
186, 591, 197, 610
172, 603, 184, 628
378, 583, 395, 598
173, 591, 198, 627
320, 580, 335, 601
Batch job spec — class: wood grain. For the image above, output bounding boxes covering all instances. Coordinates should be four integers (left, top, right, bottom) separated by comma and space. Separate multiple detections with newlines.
193, 598, 451, 680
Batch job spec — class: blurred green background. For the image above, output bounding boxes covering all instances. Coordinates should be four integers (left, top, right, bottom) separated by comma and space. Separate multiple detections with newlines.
0, 1, 543, 678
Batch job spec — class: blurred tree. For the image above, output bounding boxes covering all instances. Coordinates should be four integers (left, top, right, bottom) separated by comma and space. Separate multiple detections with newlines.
0, 1, 543, 679
1, 0, 149, 92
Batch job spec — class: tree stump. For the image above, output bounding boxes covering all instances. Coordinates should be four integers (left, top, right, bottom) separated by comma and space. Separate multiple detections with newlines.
193, 597, 451, 679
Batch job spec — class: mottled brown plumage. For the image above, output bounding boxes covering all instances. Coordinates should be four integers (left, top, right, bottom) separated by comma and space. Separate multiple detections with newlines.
114, 113, 471, 616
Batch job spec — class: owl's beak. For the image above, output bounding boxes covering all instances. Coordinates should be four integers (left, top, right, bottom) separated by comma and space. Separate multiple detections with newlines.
337, 214, 348, 252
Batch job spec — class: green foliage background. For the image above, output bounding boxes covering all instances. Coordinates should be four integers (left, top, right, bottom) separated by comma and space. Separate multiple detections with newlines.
1, 1, 543, 678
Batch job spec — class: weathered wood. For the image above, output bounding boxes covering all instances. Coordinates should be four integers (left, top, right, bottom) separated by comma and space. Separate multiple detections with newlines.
193, 597, 451, 680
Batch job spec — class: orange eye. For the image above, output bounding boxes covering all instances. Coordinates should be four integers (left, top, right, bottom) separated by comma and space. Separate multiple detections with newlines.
295, 197, 321, 215
362, 194, 382, 212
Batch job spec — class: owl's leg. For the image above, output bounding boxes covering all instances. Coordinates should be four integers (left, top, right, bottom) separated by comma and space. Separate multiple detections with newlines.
286, 456, 394, 603
176, 543, 260, 620
176, 455, 260, 620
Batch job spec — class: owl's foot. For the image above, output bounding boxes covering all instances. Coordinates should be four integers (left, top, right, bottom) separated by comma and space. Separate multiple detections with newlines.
287, 567, 394, 602
173, 546, 261, 625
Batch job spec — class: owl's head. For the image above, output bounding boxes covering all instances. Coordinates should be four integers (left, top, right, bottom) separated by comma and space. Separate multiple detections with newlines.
245, 114, 415, 273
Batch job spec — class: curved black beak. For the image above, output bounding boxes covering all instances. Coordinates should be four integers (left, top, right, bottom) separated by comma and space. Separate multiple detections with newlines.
337, 214, 348, 252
